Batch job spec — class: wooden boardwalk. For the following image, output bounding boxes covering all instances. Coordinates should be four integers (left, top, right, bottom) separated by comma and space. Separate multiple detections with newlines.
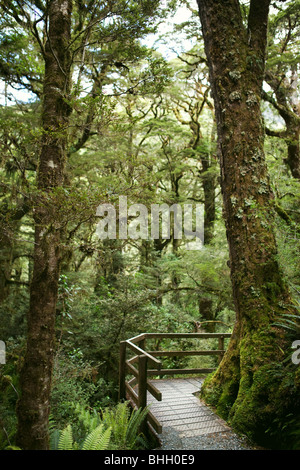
147, 377, 230, 439
120, 333, 255, 449
119, 332, 254, 448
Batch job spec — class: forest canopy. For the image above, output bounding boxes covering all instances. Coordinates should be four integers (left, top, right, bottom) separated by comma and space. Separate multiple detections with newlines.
0, 0, 299, 451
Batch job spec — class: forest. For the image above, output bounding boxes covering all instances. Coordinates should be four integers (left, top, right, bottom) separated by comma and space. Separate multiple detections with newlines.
0, 0, 299, 452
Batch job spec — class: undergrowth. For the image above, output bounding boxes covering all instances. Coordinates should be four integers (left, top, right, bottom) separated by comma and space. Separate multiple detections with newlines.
50, 401, 151, 450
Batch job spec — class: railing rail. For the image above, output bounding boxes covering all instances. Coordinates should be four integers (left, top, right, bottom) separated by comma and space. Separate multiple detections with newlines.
119, 332, 231, 434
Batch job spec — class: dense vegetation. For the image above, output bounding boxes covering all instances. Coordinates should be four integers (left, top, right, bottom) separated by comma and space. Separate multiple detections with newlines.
0, 0, 299, 450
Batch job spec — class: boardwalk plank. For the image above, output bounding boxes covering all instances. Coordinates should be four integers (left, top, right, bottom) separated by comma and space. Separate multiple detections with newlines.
147, 377, 231, 441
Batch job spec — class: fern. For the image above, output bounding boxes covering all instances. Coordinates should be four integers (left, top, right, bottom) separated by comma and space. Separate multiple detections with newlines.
273, 310, 300, 335
81, 425, 111, 450
102, 402, 150, 450
53, 401, 149, 450
102, 401, 130, 447
73, 402, 100, 432
57, 423, 111, 450
58, 424, 73, 450
125, 406, 150, 449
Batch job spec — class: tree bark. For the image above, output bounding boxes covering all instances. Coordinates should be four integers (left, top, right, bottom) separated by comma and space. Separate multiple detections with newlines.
196, 0, 299, 447
16, 0, 72, 450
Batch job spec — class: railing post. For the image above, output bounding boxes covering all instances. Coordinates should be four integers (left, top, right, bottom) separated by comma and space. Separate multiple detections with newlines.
138, 354, 148, 409
119, 341, 127, 401
138, 354, 148, 435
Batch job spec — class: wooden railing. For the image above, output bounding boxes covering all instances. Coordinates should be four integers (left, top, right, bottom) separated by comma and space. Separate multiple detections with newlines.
119, 332, 231, 434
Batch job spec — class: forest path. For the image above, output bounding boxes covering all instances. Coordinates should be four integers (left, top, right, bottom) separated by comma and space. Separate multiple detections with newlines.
148, 377, 255, 450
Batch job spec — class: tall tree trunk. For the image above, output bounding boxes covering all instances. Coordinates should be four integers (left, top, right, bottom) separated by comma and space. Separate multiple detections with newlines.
196, 0, 299, 448
16, 0, 72, 450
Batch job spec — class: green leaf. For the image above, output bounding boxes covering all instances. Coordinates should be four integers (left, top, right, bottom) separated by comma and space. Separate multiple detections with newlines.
81, 424, 112, 450
58, 424, 73, 450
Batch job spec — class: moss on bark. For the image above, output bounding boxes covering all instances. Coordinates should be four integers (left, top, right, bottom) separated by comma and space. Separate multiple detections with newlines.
197, 0, 300, 449
16, 0, 73, 451
201, 325, 300, 448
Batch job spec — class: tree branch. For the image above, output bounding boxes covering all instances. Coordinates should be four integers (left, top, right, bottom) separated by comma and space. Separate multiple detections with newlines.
265, 126, 287, 139
247, 0, 271, 55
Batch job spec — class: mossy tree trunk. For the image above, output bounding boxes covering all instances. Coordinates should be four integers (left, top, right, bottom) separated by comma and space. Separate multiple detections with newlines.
16, 0, 73, 450
196, 0, 300, 447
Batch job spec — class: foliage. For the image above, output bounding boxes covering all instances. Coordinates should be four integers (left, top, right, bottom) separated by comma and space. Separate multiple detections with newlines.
49, 352, 103, 430
57, 423, 111, 451
50, 401, 149, 451
101, 402, 150, 450
272, 304, 300, 343
0, 0, 299, 451
0, 339, 23, 449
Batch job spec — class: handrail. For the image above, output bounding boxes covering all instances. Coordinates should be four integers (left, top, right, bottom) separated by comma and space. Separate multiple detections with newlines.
145, 332, 231, 339
126, 339, 161, 369
119, 332, 231, 435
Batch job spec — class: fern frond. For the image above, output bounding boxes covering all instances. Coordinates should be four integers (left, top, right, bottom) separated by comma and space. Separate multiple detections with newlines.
101, 402, 150, 450
102, 402, 129, 445
126, 406, 149, 449
50, 429, 60, 450
81, 424, 112, 450
58, 424, 74, 450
